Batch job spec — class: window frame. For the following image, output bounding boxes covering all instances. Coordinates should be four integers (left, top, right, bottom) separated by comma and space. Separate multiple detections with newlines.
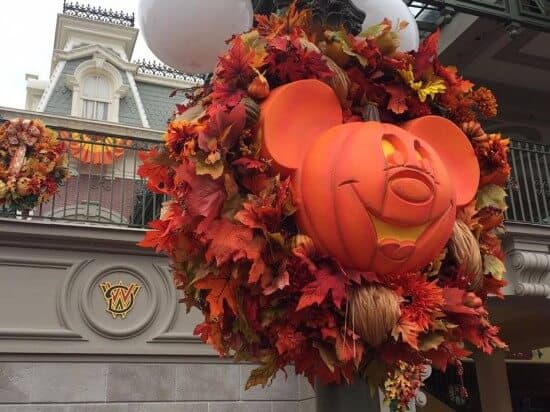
67, 57, 129, 123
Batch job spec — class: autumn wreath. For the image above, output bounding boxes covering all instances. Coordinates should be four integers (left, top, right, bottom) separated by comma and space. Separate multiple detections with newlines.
138, 6, 509, 411
0, 118, 68, 212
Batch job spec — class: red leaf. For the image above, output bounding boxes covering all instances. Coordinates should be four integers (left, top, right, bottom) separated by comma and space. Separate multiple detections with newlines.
296, 269, 347, 310
137, 148, 172, 194
217, 37, 255, 81
174, 161, 226, 220
204, 219, 254, 266
414, 29, 440, 76
482, 276, 507, 299
232, 157, 267, 170
194, 274, 238, 318
385, 84, 408, 114
210, 82, 247, 110
275, 325, 306, 355
442, 287, 478, 315
204, 103, 247, 149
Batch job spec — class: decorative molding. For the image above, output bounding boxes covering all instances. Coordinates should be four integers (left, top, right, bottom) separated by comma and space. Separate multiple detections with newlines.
57, 258, 94, 339
79, 264, 159, 339
68, 57, 127, 122
53, 45, 138, 73
0, 256, 86, 341
148, 264, 201, 344
126, 70, 151, 128
0, 328, 83, 340
36, 61, 67, 112
53, 14, 139, 73
508, 251, 550, 297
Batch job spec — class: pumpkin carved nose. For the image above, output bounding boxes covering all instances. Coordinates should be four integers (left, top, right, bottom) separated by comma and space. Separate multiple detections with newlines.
390, 177, 432, 203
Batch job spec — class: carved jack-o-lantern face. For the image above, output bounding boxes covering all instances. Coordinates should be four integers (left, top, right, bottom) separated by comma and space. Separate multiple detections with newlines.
260, 80, 480, 275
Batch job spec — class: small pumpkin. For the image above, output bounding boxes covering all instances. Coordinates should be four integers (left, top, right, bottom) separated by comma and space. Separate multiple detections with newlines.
260, 80, 480, 275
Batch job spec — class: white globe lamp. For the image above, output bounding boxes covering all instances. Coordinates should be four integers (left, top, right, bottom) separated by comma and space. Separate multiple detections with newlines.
138, 0, 254, 74
351, 0, 420, 52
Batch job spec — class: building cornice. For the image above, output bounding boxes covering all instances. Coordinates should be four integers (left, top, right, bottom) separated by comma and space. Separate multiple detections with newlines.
53, 44, 139, 72
54, 14, 138, 63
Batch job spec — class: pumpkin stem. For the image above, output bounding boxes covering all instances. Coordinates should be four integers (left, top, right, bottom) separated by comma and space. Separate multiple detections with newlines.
362, 101, 381, 122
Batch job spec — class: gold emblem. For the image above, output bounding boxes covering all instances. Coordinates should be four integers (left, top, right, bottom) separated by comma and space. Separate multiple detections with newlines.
100, 281, 141, 319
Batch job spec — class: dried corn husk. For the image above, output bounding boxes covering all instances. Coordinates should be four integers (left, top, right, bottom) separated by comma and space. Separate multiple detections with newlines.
243, 97, 261, 125
323, 57, 351, 106
449, 220, 484, 290
350, 285, 401, 347
290, 234, 316, 257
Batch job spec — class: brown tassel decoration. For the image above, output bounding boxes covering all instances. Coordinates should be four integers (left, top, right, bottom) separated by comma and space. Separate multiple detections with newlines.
350, 285, 401, 347
449, 220, 484, 290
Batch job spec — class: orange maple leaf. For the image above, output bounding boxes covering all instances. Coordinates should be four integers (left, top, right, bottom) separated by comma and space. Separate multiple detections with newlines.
194, 275, 238, 318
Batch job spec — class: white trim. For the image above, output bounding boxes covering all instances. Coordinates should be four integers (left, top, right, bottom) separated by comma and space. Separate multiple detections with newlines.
54, 14, 138, 65
36, 61, 67, 112
126, 71, 150, 128
53, 45, 138, 73
66, 58, 129, 123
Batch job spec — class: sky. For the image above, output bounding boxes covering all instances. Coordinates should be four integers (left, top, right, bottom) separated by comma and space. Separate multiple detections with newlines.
0, 0, 157, 109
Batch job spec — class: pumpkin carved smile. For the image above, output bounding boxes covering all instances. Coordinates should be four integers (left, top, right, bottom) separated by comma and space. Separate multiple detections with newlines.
260, 79, 480, 275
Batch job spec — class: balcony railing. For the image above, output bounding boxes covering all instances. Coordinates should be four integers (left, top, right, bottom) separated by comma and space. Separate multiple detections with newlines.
0, 109, 164, 229
1, 108, 549, 230
506, 140, 550, 226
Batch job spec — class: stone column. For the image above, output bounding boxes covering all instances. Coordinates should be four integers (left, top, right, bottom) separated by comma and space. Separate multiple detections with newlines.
474, 351, 513, 412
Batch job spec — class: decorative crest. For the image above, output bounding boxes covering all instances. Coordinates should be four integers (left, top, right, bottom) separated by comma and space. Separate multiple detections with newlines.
100, 280, 141, 319
63, 1, 135, 27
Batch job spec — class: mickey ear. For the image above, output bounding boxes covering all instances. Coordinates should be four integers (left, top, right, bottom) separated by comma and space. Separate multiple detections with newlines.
403, 115, 480, 207
259, 79, 342, 175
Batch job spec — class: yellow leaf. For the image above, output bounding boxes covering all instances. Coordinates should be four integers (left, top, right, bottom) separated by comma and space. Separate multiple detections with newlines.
483, 254, 506, 280
240, 30, 268, 68
417, 78, 447, 102
194, 155, 224, 180
476, 184, 508, 211
245, 356, 279, 390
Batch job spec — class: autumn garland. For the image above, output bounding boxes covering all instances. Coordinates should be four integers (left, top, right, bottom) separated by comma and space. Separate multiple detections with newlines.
0, 118, 68, 212
138, 7, 509, 411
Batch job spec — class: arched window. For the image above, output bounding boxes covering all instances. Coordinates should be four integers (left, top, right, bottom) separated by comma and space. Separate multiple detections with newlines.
81, 74, 111, 120
67, 58, 129, 123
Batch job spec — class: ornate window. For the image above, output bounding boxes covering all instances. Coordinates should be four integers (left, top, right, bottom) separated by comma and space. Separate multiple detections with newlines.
67, 57, 129, 123
81, 74, 111, 120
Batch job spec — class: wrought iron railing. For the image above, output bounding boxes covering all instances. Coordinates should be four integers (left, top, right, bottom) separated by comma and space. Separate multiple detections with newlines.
62, 1, 135, 27
135, 59, 207, 86
506, 140, 550, 226
1, 126, 164, 228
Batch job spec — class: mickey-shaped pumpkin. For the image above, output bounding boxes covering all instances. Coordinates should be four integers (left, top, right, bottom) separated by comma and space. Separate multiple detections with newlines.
260, 79, 480, 275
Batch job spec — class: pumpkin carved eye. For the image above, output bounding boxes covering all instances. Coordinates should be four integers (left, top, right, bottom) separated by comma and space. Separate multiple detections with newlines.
382, 134, 406, 165
414, 140, 433, 174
